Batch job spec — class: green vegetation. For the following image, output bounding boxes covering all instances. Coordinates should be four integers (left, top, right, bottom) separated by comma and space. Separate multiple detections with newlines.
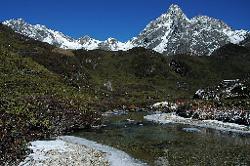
0, 25, 100, 164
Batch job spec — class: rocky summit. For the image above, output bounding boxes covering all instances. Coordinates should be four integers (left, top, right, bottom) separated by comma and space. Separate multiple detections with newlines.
131, 4, 248, 55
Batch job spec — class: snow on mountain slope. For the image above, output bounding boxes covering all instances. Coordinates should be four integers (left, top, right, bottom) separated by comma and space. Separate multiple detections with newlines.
2, 18, 131, 51
2, 4, 249, 55
3, 18, 83, 49
130, 4, 249, 55
98, 38, 133, 51
78, 35, 102, 50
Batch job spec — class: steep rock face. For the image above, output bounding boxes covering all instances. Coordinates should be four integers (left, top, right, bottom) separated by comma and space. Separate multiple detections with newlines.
131, 5, 190, 54
131, 5, 248, 55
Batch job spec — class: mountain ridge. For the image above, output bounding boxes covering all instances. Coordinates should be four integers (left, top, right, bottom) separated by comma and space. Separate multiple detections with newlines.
2, 4, 249, 55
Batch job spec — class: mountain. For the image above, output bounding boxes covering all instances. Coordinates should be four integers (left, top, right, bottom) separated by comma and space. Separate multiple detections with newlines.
2, 4, 249, 55
2, 18, 132, 51
2, 18, 83, 49
131, 4, 249, 55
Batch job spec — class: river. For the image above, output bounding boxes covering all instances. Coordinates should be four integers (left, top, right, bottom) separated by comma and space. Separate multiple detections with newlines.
72, 112, 250, 165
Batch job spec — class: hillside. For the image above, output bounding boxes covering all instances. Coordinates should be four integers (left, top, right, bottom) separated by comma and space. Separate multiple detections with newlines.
1, 23, 250, 105
0, 24, 101, 164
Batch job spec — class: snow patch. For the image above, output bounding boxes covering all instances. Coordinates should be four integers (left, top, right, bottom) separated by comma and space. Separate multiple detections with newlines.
19, 136, 146, 166
22, 140, 69, 162
60, 136, 147, 166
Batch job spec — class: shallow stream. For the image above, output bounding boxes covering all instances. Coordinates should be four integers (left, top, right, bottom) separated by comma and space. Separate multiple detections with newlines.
73, 112, 250, 165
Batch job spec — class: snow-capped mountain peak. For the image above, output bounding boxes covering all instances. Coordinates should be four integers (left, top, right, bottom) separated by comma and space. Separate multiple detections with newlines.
167, 4, 188, 19
144, 4, 189, 31
131, 4, 249, 55
131, 4, 191, 54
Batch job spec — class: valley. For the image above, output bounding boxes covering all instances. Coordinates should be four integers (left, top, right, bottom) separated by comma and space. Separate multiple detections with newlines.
0, 3, 250, 166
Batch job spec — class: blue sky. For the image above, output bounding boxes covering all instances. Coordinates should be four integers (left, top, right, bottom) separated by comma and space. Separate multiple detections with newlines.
1, 0, 249, 41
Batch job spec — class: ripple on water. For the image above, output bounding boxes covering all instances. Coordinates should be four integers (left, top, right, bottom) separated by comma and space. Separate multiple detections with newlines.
182, 127, 201, 133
